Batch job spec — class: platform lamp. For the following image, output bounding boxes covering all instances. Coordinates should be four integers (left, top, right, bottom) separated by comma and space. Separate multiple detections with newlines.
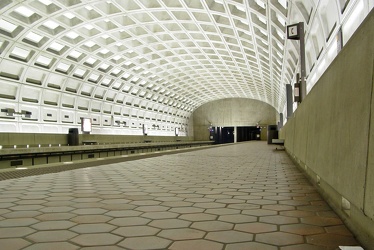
287, 22, 306, 103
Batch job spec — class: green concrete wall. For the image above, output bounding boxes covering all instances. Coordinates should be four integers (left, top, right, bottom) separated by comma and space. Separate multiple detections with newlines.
192, 98, 279, 141
280, 11, 374, 249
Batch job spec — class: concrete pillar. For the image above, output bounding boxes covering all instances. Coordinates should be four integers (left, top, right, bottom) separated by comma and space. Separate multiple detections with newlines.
278, 113, 283, 130
234, 126, 237, 143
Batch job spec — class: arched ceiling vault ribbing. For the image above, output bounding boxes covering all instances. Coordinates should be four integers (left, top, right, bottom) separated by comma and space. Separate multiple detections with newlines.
0, 0, 372, 131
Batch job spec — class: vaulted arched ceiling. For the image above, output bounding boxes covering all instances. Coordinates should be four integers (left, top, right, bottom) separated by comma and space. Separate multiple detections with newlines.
0, 0, 371, 134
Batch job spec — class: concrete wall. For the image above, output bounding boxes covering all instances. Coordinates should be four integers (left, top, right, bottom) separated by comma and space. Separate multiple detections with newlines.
0, 132, 193, 148
280, 11, 374, 249
192, 98, 278, 141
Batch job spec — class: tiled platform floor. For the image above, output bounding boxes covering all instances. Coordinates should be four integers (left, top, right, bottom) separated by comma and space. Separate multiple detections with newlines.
0, 141, 362, 249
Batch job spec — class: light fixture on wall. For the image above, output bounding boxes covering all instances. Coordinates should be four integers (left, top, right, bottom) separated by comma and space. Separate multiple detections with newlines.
1, 108, 32, 118
114, 120, 127, 127
207, 121, 214, 132
287, 22, 306, 103
142, 124, 148, 135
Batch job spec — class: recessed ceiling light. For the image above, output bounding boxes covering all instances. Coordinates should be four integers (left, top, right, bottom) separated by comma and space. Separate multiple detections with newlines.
14, 6, 35, 17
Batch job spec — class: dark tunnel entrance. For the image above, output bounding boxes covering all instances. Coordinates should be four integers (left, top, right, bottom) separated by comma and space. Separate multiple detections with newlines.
212, 126, 261, 144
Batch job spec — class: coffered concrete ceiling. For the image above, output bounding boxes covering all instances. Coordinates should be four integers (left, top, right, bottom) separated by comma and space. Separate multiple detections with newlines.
0, 0, 372, 134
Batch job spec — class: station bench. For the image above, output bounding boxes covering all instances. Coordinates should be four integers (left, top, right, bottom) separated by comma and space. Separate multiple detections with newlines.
272, 139, 285, 150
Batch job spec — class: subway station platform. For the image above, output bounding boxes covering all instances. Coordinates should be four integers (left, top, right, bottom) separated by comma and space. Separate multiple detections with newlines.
0, 141, 362, 250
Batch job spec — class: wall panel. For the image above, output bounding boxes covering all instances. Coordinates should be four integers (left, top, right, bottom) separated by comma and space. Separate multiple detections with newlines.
280, 12, 374, 248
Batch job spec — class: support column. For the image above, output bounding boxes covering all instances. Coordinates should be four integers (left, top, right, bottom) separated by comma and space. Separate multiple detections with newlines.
234, 126, 237, 143
278, 113, 283, 130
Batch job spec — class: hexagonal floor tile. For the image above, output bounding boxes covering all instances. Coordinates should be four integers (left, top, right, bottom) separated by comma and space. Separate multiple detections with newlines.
191, 221, 233, 231
0, 203, 16, 209
325, 225, 354, 236
100, 198, 131, 204
301, 216, 343, 226
280, 244, 331, 250
218, 214, 257, 223
0, 208, 12, 215
204, 194, 232, 199
22, 242, 79, 250
306, 233, 359, 247
264, 196, 292, 201
36, 213, 76, 221
246, 199, 278, 205
0, 218, 39, 227
113, 226, 160, 237
130, 200, 161, 206
70, 223, 117, 233
72, 198, 102, 203
215, 199, 246, 204
256, 232, 304, 246
0, 238, 31, 250
70, 215, 112, 224
279, 200, 311, 206
316, 211, 340, 218
149, 219, 192, 229
155, 197, 184, 202
119, 236, 171, 250
241, 209, 277, 216
27, 230, 77, 242
205, 208, 240, 215
262, 204, 295, 211
193, 203, 226, 209
280, 224, 325, 235
72, 208, 108, 215
135, 205, 169, 212
0, 227, 35, 238
105, 210, 142, 217
234, 222, 277, 234
225, 242, 277, 250
205, 231, 253, 243
170, 207, 205, 214
31, 221, 76, 230
259, 215, 299, 225
179, 213, 218, 222
109, 217, 151, 226
70, 233, 122, 246
10, 205, 44, 211
227, 204, 260, 210
141, 211, 179, 219
279, 210, 316, 218
298, 205, 331, 212
184, 198, 215, 203
2, 211, 41, 219
169, 239, 223, 250
39, 206, 75, 213
161, 201, 194, 207
79, 246, 124, 250
159, 228, 205, 240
